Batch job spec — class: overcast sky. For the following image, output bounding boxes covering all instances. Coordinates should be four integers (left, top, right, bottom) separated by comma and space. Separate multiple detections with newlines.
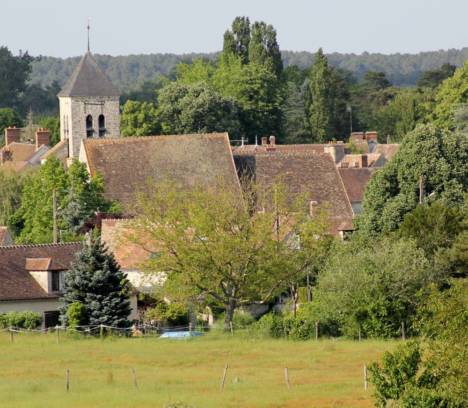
2, 0, 467, 58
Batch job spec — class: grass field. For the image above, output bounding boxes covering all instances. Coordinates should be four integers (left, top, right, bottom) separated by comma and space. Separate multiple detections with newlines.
0, 331, 398, 408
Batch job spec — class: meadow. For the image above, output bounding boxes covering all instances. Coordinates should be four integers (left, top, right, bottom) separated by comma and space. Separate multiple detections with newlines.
0, 331, 398, 408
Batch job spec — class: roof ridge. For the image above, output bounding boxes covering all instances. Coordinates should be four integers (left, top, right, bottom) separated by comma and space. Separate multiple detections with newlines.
83, 132, 228, 145
0, 242, 83, 250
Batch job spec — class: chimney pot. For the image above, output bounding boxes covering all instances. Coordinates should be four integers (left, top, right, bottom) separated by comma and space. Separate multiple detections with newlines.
261, 136, 268, 146
269, 135, 276, 145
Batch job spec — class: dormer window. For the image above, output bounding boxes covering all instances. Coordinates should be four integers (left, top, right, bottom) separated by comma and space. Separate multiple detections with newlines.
98, 114, 106, 137
86, 115, 94, 137
25, 258, 65, 294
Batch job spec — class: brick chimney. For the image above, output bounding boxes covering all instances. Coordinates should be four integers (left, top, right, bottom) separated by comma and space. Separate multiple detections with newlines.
35, 128, 50, 150
269, 135, 276, 146
261, 136, 268, 146
4, 127, 21, 145
365, 131, 378, 142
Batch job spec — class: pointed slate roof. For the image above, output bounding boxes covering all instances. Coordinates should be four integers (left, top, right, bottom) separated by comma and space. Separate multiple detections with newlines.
58, 52, 120, 97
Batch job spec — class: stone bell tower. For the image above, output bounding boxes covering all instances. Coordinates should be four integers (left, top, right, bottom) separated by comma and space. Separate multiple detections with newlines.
57, 24, 120, 160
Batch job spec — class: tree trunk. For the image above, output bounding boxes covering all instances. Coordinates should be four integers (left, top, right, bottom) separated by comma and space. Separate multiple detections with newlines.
224, 298, 237, 331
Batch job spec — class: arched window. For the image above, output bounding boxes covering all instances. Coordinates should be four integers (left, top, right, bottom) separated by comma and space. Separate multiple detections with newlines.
86, 115, 93, 137
98, 114, 106, 137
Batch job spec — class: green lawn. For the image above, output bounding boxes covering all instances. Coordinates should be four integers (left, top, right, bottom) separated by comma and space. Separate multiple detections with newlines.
0, 331, 398, 408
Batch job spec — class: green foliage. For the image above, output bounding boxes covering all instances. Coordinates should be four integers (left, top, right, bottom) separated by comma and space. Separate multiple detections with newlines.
0, 311, 42, 329
133, 181, 328, 329
37, 116, 60, 145
398, 201, 465, 259
433, 61, 468, 129
369, 342, 435, 407
157, 82, 241, 138
61, 238, 132, 328
248, 21, 283, 78
417, 63, 457, 89
313, 238, 434, 338
145, 302, 189, 327
416, 280, 468, 405
374, 88, 432, 142
0, 168, 26, 234
223, 16, 251, 64
0, 46, 33, 110
0, 107, 23, 143
65, 302, 87, 327
306, 49, 350, 142
358, 124, 468, 236
14, 158, 115, 243
121, 100, 160, 137
370, 280, 468, 407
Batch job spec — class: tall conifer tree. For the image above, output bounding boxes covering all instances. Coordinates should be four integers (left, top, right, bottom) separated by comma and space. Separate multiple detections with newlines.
61, 238, 131, 328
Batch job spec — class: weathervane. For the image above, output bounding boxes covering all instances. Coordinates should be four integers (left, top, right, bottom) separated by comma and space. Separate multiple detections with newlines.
87, 18, 91, 53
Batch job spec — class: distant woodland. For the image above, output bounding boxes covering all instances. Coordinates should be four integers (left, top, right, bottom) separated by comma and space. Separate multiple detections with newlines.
30, 48, 468, 91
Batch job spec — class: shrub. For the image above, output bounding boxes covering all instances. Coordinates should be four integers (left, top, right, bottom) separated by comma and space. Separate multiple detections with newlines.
0, 311, 42, 329
145, 302, 189, 327
232, 310, 255, 329
66, 302, 87, 327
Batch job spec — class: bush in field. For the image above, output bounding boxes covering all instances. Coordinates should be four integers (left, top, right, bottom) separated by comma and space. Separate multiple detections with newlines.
0, 311, 42, 329
369, 280, 468, 407
65, 302, 87, 327
145, 302, 189, 327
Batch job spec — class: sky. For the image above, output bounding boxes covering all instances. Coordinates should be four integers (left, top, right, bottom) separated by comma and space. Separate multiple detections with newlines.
2, 0, 467, 58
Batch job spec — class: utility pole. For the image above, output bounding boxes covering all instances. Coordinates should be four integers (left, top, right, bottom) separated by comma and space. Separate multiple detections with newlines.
52, 189, 58, 244
347, 104, 352, 137
419, 176, 425, 205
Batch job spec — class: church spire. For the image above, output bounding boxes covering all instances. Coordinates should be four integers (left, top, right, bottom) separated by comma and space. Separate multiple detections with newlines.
87, 18, 91, 53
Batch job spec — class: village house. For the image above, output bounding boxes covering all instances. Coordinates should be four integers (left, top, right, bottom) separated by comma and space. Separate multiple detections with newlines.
0, 127, 51, 173
0, 242, 138, 327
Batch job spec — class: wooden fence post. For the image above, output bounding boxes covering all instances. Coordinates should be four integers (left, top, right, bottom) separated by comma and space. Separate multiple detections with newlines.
358, 327, 361, 342
364, 364, 368, 390
229, 321, 234, 336
220, 363, 228, 391
66, 368, 70, 392
100, 324, 104, 339
401, 322, 406, 340
315, 321, 319, 341
284, 367, 291, 389
56, 325, 60, 343
9, 328, 14, 343
131, 368, 138, 390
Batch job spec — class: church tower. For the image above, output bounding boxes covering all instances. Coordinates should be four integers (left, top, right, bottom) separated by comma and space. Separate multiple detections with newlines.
57, 31, 120, 160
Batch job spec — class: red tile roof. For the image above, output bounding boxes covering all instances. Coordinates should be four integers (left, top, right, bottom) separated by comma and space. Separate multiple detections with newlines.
0, 243, 82, 301
234, 150, 354, 233
338, 168, 376, 203
82, 133, 242, 211
101, 219, 152, 270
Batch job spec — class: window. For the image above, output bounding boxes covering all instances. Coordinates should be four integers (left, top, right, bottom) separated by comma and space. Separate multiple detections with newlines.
51, 272, 61, 292
86, 115, 93, 137
98, 114, 106, 137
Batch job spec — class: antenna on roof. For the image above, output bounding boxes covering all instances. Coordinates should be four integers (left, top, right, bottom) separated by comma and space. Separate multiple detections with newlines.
87, 18, 91, 53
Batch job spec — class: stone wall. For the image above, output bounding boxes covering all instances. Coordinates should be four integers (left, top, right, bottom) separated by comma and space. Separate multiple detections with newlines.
59, 96, 120, 159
